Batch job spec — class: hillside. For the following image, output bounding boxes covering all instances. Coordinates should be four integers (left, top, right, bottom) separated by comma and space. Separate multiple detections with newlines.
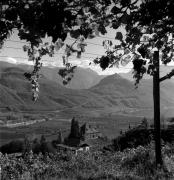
120, 68, 174, 108
0, 62, 110, 111
89, 73, 174, 115
90, 74, 152, 108
138, 79, 174, 108
0, 61, 105, 89
120, 65, 174, 82
41, 66, 105, 89
1, 61, 174, 115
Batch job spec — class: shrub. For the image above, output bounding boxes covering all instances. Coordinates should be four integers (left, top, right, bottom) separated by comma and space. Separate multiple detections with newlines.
113, 129, 152, 151
1, 144, 174, 180
0, 140, 24, 154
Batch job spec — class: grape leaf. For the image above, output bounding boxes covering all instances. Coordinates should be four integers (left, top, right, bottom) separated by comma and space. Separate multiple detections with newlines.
77, 51, 81, 58
120, 55, 132, 66
55, 39, 64, 51
111, 6, 120, 14
115, 32, 123, 41
70, 29, 81, 39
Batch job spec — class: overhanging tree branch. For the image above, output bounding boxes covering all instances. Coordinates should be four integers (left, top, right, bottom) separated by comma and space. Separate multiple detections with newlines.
159, 69, 174, 82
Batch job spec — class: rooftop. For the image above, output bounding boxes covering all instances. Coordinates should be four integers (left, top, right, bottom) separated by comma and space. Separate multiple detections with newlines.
56, 144, 77, 150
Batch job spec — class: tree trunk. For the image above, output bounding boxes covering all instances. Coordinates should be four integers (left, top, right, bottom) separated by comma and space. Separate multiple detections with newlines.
153, 50, 163, 166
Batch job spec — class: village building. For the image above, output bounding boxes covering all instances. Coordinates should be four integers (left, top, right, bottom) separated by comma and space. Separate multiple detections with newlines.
79, 143, 90, 151
56, 144, 77, 152
56, 144, 89, 155
80, 123, 102, 141
55, 118, 105, 153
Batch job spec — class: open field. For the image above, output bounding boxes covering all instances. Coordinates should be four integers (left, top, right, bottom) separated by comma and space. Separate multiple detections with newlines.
0, 113, 144, 146
1, 105, 174, 146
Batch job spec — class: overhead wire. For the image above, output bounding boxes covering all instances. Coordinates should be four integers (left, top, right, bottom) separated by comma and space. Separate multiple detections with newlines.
6, 37, 112, 47
4, 39, 172, 72
6, 38, 105, 48
66, 37, 104, 47
3, 46, 102, 59
5, 38, 124, 57
6, 40, 30, 44
4, 41, 103, 56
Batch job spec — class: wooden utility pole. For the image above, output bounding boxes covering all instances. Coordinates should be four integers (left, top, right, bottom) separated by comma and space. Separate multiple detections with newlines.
153, 50, 162, 165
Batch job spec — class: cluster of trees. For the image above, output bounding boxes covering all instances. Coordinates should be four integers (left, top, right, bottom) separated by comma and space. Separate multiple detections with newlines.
64, 117, 83, 146
112, 119, 174, 152
69, 117, 80, 139
0, 140, 23, 154
0, 117, 86, 154
113, 128, 152, 151
0, 135, 56, 155
112, 118, 151, 151
67, 117, 86, 139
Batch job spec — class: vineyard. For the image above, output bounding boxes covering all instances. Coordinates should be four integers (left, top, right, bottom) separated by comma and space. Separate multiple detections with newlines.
1, 143, 174, 180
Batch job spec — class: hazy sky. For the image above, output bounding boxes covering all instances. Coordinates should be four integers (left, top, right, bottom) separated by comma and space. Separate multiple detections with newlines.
0, 27, 133, 75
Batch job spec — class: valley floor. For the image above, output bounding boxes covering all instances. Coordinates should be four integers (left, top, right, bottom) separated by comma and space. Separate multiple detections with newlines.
1, 106, 174, 146
0, 113, 143, 146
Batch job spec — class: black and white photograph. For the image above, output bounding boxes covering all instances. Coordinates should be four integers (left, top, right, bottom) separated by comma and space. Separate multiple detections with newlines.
0, 0, 174, 179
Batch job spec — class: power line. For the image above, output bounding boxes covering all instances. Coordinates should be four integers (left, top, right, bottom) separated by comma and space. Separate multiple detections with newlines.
6, 39, 104, 47
6, 39, 105, 55
6, 37, 152, 47
7, 38, 108, 46
5, 39, 120, 56
4, 46, 23, 50
66, 37, 103, 47
6, 40, 30, 44
97, 35, 116, 40
7, 37, 115, 48
82, 52, 102, 56
79, 35, 116, 40
3, 46, 103, 58
0, 55, 28, 60
0, 54, 97, 63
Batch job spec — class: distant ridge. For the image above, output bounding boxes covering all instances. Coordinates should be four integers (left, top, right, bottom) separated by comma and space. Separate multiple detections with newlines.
120, 65, 174, 81
0, 61, 105, 89
1, 61, 174, 114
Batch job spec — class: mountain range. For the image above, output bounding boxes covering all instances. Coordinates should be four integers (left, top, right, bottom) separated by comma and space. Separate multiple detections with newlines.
1, 61, 174, 116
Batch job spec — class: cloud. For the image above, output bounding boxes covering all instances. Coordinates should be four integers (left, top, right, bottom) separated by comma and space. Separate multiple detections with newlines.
80, 59, 91, 66
0, 56, 34, 66
17, 59, 34, 65
2, 55, 132, 75
68, 59, 82, 65
83, 60, 133, 75
6, 57, 17, 64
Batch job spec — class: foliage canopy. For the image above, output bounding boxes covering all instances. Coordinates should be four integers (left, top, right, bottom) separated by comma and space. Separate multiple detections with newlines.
1, 0, 174, 98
